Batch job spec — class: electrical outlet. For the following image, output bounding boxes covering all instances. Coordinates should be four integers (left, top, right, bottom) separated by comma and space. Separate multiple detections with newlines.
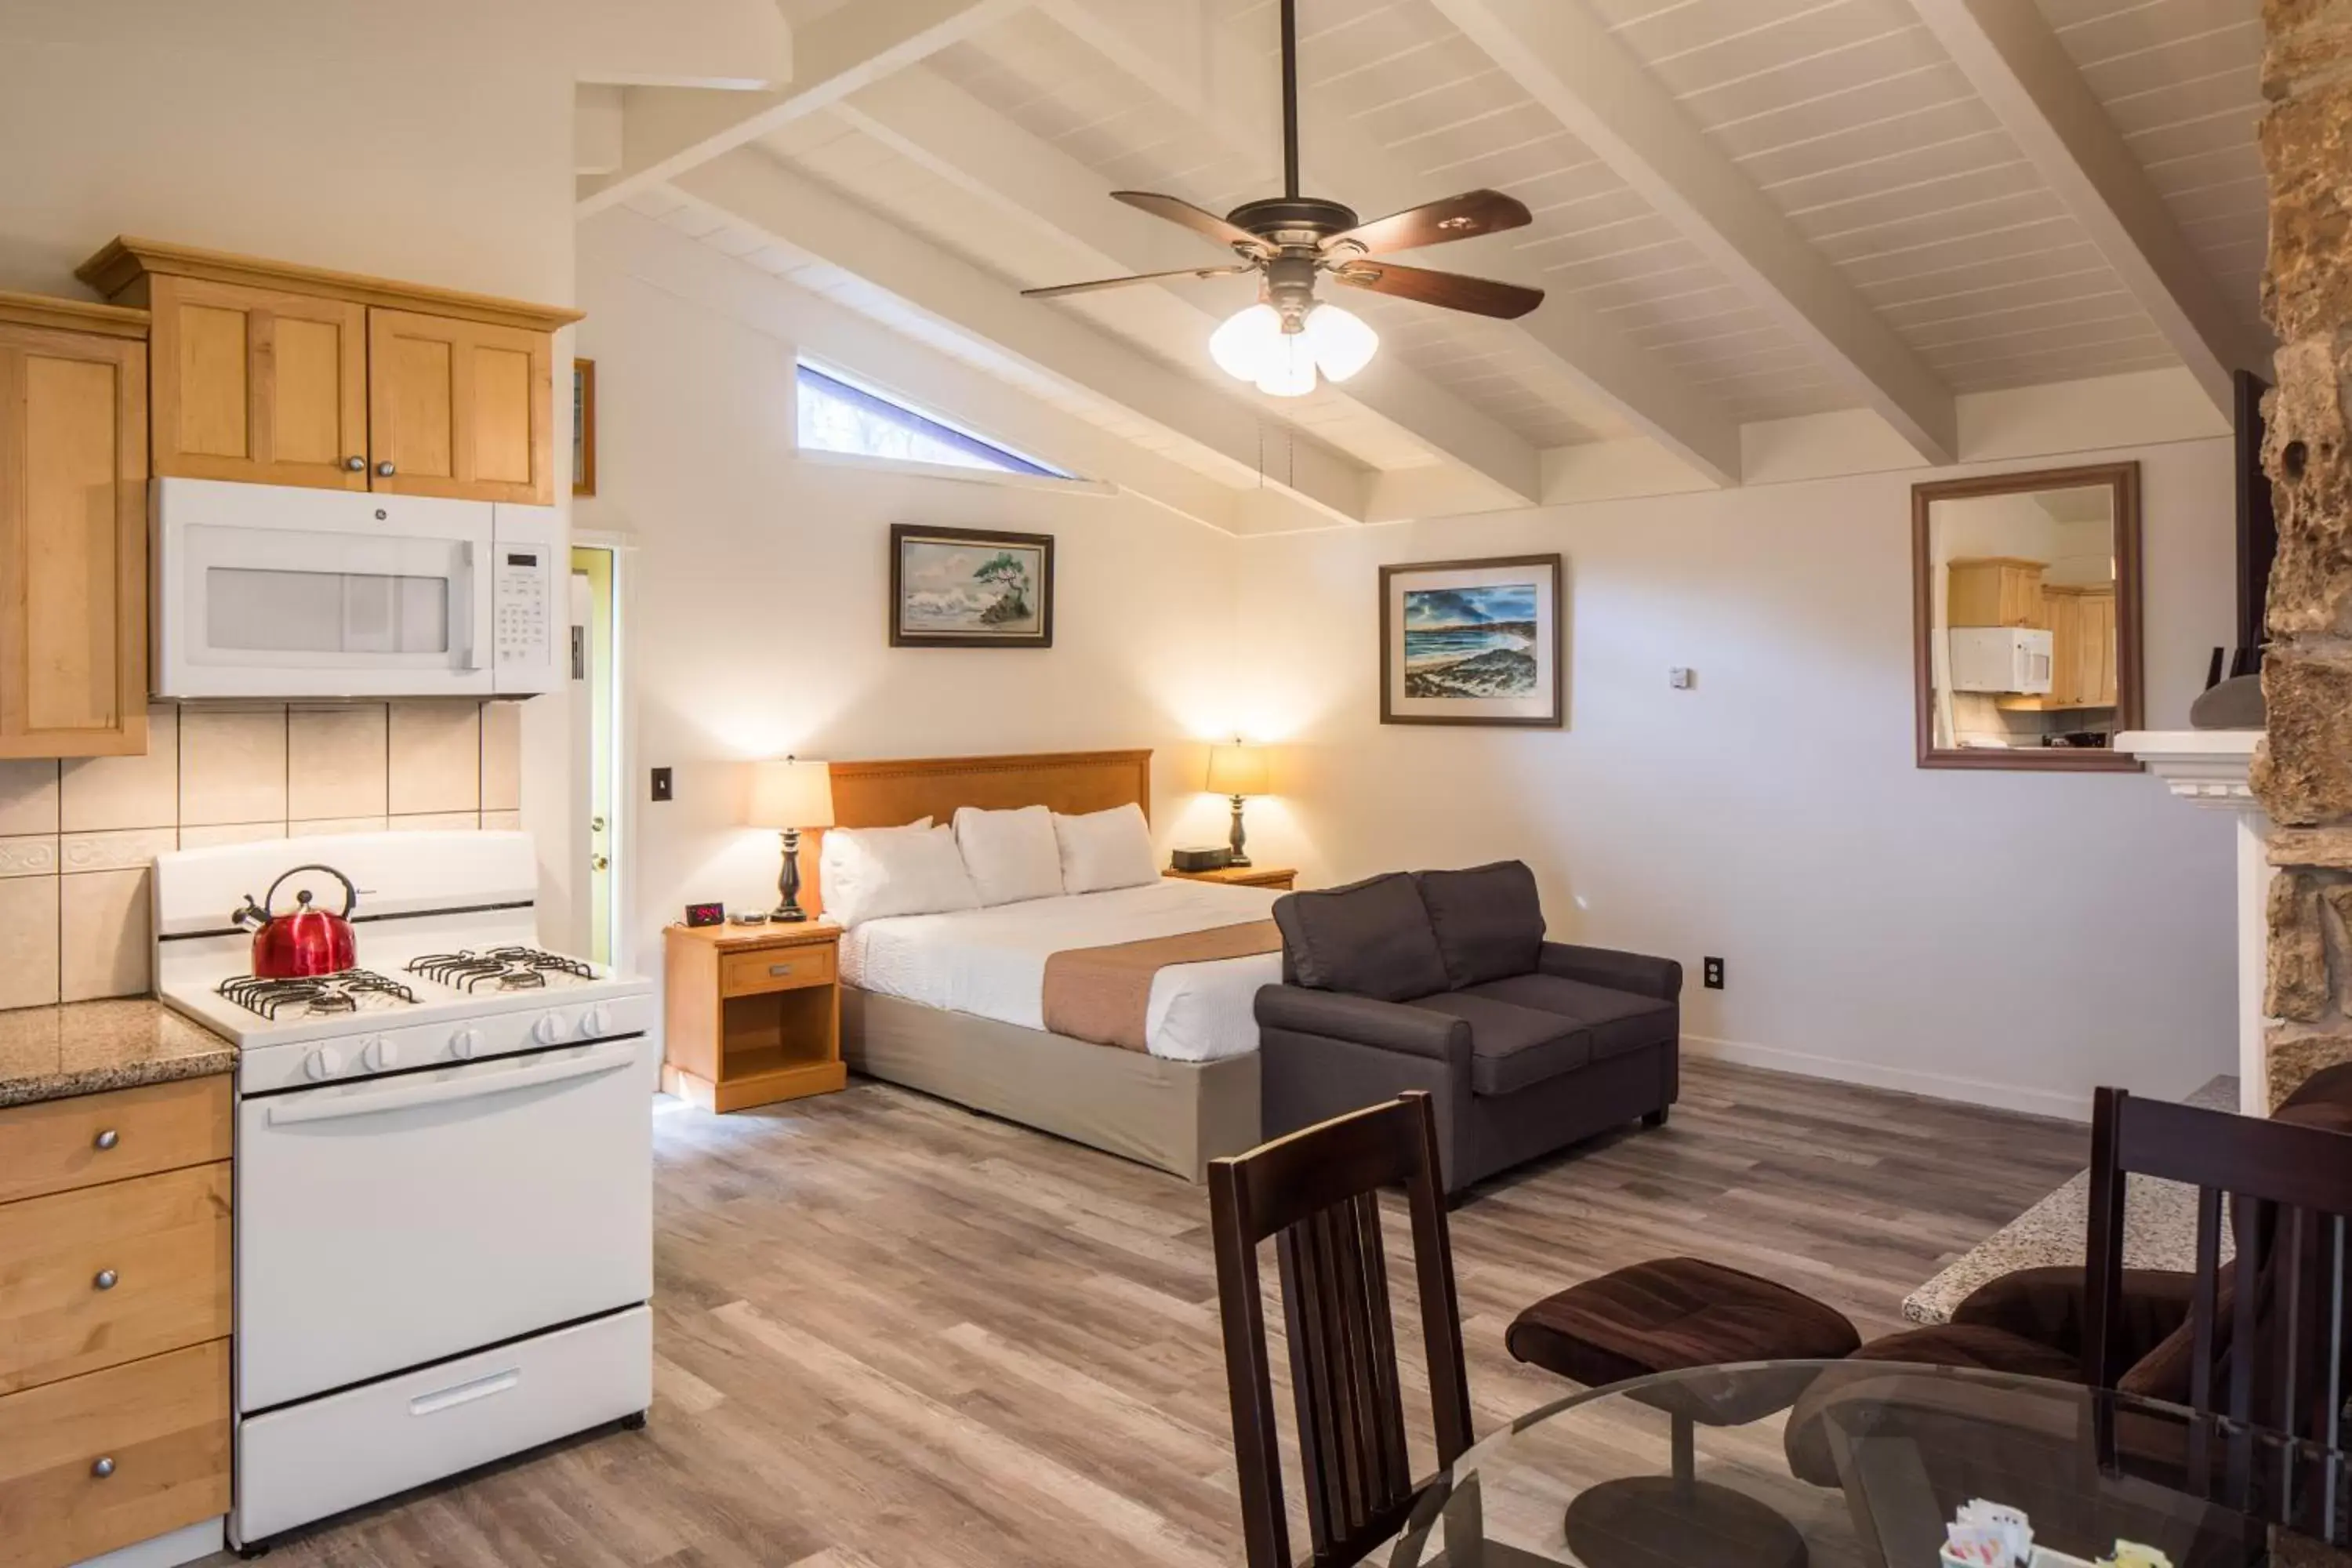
650, 767, 673, 803
1703, 956, 1725, 989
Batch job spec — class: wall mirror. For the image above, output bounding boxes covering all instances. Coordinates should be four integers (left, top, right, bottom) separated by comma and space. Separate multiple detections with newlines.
1913, 462, 2142, 771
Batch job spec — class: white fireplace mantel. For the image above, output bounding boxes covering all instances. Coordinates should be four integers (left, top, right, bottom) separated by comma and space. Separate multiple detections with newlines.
2115, 730, 2268, 1112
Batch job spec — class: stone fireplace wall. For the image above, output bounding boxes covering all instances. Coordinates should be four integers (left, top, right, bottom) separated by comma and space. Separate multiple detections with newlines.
2255, 0, 2352, 1107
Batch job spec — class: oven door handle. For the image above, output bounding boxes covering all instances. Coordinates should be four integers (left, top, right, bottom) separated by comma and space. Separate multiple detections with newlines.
264, 1040, 638, 1126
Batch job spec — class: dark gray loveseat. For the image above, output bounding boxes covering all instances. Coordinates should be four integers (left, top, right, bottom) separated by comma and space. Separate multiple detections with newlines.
1254, 861, 1680, 1194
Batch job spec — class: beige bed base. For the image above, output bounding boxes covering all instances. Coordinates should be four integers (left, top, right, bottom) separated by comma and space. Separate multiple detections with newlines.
842, 986, 1261, 1183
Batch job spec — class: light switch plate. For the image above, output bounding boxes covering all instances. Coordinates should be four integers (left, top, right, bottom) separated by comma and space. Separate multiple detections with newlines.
1668, 667, 1695, 689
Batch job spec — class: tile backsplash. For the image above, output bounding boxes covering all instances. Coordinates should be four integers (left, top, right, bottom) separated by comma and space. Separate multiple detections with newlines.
0, 700, 524, 1008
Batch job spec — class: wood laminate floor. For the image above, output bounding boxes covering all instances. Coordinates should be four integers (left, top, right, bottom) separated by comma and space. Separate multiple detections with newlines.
236, 1061, 2083, 1567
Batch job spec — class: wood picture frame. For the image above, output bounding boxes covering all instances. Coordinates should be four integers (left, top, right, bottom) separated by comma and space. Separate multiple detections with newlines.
1379, 554, 1564, 728
1911, 461, 2143, 772
572, 358, 596, 498
889, 524, 1054, 649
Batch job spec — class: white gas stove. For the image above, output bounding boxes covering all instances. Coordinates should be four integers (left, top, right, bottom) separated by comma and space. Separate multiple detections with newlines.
154, 831, 655, 1550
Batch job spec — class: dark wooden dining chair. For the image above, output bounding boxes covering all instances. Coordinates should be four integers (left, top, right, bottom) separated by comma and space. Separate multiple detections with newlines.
2085, 1086, 2352, 1537
1207, 1090, 1474, 1568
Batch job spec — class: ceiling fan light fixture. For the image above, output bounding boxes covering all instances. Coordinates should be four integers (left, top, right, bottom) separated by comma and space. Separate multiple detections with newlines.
1210, 302, 1284, 383
1303, 301, 1378, 383
1253, 331, 1317, 398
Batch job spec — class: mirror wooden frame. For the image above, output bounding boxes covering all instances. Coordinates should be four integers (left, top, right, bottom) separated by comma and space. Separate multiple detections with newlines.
1911, 461, 2143, 772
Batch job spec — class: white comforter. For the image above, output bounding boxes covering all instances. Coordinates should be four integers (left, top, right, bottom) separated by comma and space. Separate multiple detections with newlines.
837, 880, 1282, 1062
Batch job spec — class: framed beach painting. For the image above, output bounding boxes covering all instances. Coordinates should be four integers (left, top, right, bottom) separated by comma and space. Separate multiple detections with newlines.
890, 524, 1054, 649
1380, 554, 1563, 727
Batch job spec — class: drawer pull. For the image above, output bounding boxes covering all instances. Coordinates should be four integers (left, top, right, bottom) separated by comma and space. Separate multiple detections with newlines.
93, 1268, 119, 1290
409, 1367, 520, 1417
91, 1456, 115, 1479
93, 1127, 119, 1151
768, 963, 794, 978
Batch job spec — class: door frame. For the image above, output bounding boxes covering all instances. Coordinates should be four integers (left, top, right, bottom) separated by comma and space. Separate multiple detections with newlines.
571, 529, 634, 973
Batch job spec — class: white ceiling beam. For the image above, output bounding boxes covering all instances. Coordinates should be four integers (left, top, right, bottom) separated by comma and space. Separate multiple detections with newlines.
1039, 0, 1743, 488
568, 0, 793, 90
576, 0, 1025, 217
669, 151, 1374, 524
1907, 0, 2267, 418
836, 65, 1544, 510
1430, 0, 1959, 466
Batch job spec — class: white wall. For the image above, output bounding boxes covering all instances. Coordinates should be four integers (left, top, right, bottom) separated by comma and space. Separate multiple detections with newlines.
1229, 440, 2240, 1118
575, 220, 1244, 975
0, 0, 590, 946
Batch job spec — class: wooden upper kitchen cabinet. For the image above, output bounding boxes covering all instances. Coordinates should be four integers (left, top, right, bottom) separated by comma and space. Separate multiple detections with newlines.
0, 292, 150, 760
1945, 557, 2045, 629
78, 237, 580, 506
368, 309, 553, 504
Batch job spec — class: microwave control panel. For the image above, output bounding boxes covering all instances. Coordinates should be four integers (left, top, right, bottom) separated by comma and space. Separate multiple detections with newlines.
490, 506, 561, 694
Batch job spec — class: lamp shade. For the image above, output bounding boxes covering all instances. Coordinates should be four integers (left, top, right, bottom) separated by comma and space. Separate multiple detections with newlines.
1205, 742, 1271, 798
747, 757, 836, 829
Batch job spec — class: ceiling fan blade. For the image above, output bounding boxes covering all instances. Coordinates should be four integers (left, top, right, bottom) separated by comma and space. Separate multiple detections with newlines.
1328, 260, 1545, 319
1022, 263, 1258, 300
1112, 191, 1272, 256
1323, 189, 1534, 256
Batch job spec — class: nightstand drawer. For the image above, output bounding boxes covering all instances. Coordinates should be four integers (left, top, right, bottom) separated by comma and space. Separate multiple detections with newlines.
0, 1338, 230, 1568
0, 1162, 232, 1396
0, 1076, 231, 1207
720, 944, 836, 998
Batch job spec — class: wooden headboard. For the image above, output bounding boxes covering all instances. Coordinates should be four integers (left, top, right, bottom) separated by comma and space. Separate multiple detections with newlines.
801, 749, 1151, 917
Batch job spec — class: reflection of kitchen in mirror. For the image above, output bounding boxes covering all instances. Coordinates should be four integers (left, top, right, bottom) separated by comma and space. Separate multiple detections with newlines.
1913, 463, 2141, 772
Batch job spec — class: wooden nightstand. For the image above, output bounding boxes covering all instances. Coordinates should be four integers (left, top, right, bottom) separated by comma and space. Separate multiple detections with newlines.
1165, 865, 1298, 891
662, 921, 845, 1112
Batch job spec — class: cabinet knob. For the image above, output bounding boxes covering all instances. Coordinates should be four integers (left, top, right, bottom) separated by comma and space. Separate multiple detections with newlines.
376, 460, 397, 477
769, 963, 794, 978
93, 1127, 118, 1151
345, 455, 366, 472
93, 1268, 118, 1291
91, 1457, 116, 1479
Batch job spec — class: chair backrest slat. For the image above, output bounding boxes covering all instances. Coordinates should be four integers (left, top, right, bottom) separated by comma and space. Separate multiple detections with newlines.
1210, 1091, 1472, 1568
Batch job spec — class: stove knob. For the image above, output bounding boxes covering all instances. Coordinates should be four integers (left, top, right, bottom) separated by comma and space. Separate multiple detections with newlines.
532, 1013, 564, 1046
449, 1028, 480, 1061
581, 1004, 612, 1039
303, 1045, 343, 1081
361, 1037, 399, 1073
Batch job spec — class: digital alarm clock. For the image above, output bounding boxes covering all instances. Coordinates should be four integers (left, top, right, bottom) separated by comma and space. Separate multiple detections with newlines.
684, 902, 726, 928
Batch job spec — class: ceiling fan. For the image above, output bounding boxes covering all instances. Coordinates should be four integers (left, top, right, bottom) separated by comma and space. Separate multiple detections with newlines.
1019, 0, 1544, 397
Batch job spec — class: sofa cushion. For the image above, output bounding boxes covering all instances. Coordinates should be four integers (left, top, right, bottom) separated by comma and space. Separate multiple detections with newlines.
1416, 861, 1545, 988
1465, 972, 1676, 1060
1271, 873, 1449, 1003
1404, 992, 1590, 1094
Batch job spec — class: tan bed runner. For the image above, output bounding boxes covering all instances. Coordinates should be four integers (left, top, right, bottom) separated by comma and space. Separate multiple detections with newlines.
1041, 920, 1283, 1053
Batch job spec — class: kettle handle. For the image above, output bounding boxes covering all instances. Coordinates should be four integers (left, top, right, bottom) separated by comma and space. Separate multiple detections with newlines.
260, 865, 359, 920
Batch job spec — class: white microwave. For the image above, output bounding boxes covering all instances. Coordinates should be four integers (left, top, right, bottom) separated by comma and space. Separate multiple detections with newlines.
154, 478, 561, 699
1947, 626, 2054, 695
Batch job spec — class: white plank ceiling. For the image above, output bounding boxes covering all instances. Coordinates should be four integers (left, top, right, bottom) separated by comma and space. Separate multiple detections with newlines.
620, 0, 2269, 499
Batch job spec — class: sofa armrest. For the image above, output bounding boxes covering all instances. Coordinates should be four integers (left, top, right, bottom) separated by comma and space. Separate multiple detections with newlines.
1254, 985, 1468, 1062
1538, 942, 1683, 1001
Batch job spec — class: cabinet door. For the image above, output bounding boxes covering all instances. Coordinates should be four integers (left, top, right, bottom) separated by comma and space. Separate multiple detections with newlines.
0, 323, 148, 758
368, 309, 553, 504
148, 276, 368, 489
2042, 593, 2082, 708
2084, 593, 2117, 707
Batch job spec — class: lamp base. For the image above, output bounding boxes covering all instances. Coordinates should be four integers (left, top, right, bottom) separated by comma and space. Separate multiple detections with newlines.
770, 905, 809, 924
774, 829, 809, 924
1226, 794, 1252, 868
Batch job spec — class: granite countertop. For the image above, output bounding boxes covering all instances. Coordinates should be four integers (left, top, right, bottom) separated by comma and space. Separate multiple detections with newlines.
0, 1000, 235, 1109
1904, 1076, 2238, 1324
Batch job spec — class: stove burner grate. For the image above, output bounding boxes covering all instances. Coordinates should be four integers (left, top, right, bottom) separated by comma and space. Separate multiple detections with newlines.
219, 970, 419, 1019
404, 946, 598, 992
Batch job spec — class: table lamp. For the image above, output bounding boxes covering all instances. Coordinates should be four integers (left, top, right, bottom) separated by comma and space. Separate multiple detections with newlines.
1204, 742, 1271, 869
747, 756, 836, 922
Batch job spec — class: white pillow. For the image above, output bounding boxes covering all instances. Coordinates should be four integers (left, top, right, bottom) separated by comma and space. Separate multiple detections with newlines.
1053, 803, 1160, 894
824, 823, 978, 927
953, 804, 1065, 906
818, 817, 933, 926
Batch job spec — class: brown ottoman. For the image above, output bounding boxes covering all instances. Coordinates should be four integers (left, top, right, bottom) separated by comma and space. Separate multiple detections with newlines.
1508, 1258, 1863, 1568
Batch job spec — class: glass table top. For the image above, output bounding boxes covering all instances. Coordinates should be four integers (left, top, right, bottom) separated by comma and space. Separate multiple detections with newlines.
1377, 1360, 2350, 1568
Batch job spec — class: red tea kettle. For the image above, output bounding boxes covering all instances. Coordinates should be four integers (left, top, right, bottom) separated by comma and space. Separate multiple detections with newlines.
233, 865, 360, 979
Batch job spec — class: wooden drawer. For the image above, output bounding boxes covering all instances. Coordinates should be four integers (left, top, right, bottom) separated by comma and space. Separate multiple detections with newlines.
720, 942, 836, 998
0, 1338, 229, 1568
0, 1076, 230, 1206
0, 1163, 231, 1396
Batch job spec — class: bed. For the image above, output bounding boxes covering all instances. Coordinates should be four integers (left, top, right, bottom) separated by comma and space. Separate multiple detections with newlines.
811, 750, 1268, 1181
